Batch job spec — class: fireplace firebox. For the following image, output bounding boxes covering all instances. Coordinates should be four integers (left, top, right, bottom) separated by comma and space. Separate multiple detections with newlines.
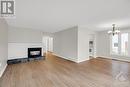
28, 48, 42, 58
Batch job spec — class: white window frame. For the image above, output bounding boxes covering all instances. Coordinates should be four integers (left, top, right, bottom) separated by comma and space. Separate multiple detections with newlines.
110, 32, 129, 57
110, 34, 119, 55
120, 33, 128, 56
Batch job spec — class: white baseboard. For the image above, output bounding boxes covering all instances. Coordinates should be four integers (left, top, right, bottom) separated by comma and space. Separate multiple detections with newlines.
0, 64, 7, 78
97, 56, 112, 59
77, 58, 89, 63
52, 53, 78, 63
52, 53, 90, 63
97, 56, 130, 62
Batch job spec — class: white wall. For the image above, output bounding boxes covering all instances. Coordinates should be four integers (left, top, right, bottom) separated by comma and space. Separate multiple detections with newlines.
78, 28, 96, 62
0, 18, 8, 77
8, 26, 43, 43
8, 43, 43, 59
53, 26, 78, 62
96, 29, 130, 62
8, 26, 43, 59
53, 26, 96, 63
96, 31, 110, 57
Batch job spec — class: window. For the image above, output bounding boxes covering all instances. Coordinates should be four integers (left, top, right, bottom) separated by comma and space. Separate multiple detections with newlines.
112, 34, 119, 54
121, 33, 128, 55
111, 33, 129, 56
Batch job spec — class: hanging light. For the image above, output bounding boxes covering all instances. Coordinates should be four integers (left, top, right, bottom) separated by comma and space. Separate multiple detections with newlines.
108, 24, 120, 36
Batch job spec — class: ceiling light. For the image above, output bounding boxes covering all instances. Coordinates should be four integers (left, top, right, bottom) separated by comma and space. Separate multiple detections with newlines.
108, 24, 120, 36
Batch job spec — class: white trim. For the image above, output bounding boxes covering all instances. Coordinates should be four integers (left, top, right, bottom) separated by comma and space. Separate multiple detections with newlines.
97, 56, 113, 59
97, 56, 130, 62
110, 33, 129, 57
52, 53, 90, 63
77, 58, 89, 63
52, 53, 78, 63
110, 54, 130, 58
0, 64, 7, 78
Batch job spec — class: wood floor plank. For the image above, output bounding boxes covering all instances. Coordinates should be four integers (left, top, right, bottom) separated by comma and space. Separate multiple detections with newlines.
1, 53, 130, 87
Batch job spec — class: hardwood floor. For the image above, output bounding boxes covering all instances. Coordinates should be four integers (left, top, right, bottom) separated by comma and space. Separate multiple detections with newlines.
1, 53, 130, 87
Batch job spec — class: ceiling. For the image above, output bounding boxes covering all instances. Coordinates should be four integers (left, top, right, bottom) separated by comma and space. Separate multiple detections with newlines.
6, 0, 130, 33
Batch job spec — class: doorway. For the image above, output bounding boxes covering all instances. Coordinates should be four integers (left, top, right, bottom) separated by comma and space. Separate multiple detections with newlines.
42, 36, 53, 56
89, 34, 95, 58
89, 41, 94, 58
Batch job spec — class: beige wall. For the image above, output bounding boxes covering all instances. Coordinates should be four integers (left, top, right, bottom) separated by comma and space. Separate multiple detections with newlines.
0, 18, 8, 77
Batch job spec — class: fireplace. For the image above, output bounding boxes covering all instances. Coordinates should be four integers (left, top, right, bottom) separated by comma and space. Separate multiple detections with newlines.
28, 48, 42, 58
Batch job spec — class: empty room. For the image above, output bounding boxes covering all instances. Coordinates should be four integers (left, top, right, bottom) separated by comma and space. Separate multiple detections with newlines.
0, 0, 130, 87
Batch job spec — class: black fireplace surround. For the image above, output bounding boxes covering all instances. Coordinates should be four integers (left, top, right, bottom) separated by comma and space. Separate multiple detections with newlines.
28, 48, 42, 58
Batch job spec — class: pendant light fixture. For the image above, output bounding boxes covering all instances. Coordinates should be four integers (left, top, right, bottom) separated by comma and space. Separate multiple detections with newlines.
108, 24, 120, 36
